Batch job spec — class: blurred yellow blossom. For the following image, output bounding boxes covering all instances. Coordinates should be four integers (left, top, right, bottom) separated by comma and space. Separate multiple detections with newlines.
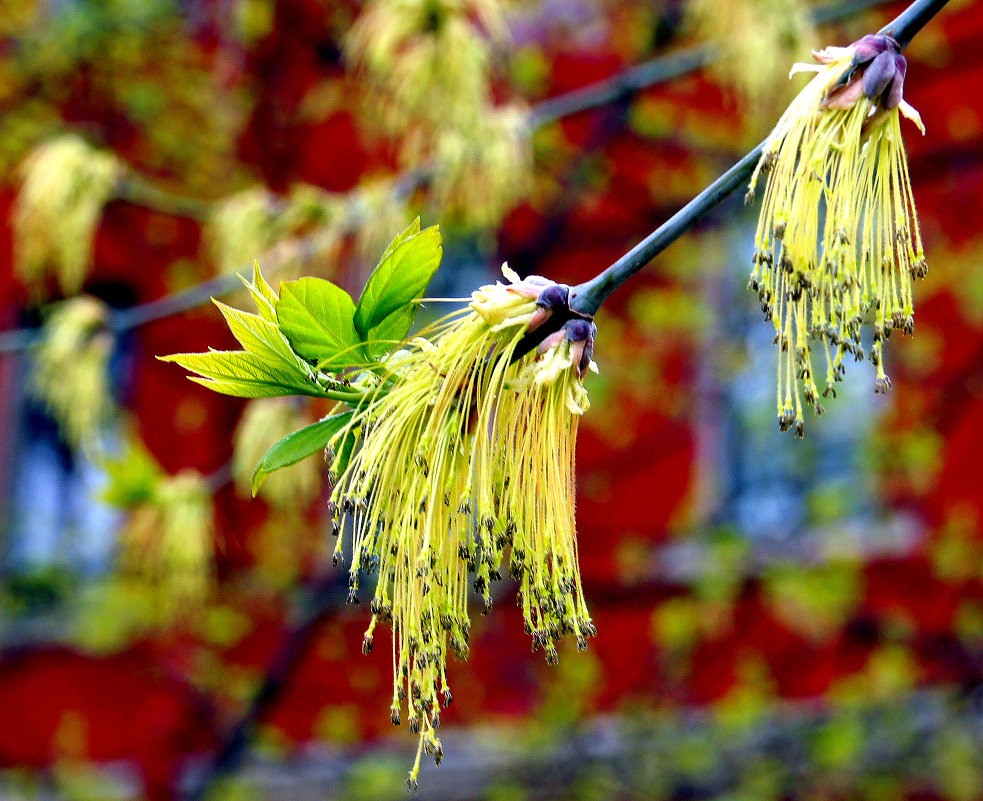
13, 134, 123, 294
31, 296, 114, 451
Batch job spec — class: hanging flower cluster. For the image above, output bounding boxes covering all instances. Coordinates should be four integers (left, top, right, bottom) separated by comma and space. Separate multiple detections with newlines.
101, 439, 216, 626
746, 34, 926, 435
345, 0, 505, 147
116, 469, 215, 621
31, 296, 115, 451
328, 266, 597, 788
685, 0, 815, 117
164, 223, 598, 788
13, 134, 123, 294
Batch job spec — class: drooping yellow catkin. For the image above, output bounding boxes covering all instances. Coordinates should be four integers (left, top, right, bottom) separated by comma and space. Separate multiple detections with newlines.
31, 296, 114, 451
326, 268, 597, 789
345, 0, 505, 146
685, 0, 815, 117
431, 104, 533, 228
746, 34, 926, 435
117, 469, 214, 622
13, 134, 123, 294
207, 187, 284, 275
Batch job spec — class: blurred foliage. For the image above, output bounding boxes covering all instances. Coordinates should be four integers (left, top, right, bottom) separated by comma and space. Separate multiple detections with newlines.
1, 0, 245, 186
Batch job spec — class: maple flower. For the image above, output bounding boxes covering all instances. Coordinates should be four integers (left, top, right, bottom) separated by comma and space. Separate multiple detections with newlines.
746, 33, 926, 435
327, 266, 597, 789
32, 296, 114, 451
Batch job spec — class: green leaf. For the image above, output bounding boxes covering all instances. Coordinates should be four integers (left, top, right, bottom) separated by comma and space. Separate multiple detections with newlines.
275, 278, 361, 370
328, 423, 359, 480
251, 410, 354, 495
363, 304, 419, 359
214, 300, 312, 371
161, 295, 336, 399
239, 261, 278, 322
159, 350, 328, 398
377, 216, 421, 263
354, 219, 442, 338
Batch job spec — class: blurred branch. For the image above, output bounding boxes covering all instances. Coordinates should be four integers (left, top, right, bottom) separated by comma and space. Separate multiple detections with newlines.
113, 174, 212, 221
182, 573, 347, 801
529, 0, 891, 127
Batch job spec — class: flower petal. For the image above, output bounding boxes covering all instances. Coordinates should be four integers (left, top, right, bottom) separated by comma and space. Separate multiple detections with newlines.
822, 78, 865, 110
862, 51, 897, 101
789, 62, 823, 78
885, 55, 908, 110
898, 99, 926, 134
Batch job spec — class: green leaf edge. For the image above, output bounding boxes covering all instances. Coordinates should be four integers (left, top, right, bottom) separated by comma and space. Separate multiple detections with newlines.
251, 410, 355, 495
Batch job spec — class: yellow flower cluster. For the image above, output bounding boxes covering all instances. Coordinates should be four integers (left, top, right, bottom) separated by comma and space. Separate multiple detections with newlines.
746, 34, 926, 435
117, 469, 214, 622
31, 296, 114, 451
345, 0, 505, 144
207, 184, 348, 277
328, 267, 597, 788
207, 187, 285, 275
345, 0, 532, 227
13, 134, 122, 295
431, 104, 533, 228
685, 0, 815, 118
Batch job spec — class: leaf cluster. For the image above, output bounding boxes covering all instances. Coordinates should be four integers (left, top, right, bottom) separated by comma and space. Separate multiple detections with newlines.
162, 218, 443, 494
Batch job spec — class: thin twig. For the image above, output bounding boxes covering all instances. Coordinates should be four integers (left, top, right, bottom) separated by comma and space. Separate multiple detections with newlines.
114, 175, 212, 221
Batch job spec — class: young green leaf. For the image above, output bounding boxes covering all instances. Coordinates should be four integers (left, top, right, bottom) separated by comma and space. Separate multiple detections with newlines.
214, 300, 312, 371
160, 350, 331, 398
275, 277, 362, 370
251, 410, 354, 495
376, 216, 421, 263
239, 261, 278, 323
354, 220, 442, 337
362, 304, 419, 359
328, 421, 359, 481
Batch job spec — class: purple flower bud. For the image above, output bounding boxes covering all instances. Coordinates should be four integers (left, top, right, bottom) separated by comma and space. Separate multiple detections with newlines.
535, 282, 570, 310
862, 51, 897, 101
563, 318, 593, 343
851, 34, 893, 65
885, 55, 908, 110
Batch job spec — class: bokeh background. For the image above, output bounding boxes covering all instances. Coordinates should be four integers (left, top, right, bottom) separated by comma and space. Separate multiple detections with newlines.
1, 0, 983, 799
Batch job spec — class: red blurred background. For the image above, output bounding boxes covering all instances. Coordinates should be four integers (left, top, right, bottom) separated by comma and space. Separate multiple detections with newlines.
1, 0, 982, 799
